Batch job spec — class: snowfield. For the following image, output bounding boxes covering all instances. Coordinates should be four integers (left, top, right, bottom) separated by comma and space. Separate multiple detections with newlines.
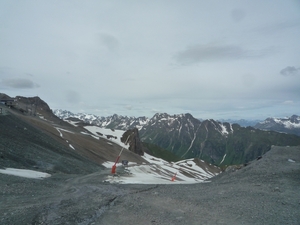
0, 168, 51, 179
84, 126, 128, 148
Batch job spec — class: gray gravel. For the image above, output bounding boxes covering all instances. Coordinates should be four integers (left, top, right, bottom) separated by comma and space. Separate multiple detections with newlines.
1, 145, 299, 225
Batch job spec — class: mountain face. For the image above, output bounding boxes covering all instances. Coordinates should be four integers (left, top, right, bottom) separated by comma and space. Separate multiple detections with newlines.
139, 113, 300, 166
139, 113, 232, 162
254, 115, 300, 136
55, 110, 300, 166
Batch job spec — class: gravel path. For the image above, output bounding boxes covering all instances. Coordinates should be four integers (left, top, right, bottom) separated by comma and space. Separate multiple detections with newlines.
1, 146, 299, 225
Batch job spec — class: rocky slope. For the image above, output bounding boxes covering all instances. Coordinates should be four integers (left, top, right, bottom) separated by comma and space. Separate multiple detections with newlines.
1, 144, 299, 225
0, 97, 148, 173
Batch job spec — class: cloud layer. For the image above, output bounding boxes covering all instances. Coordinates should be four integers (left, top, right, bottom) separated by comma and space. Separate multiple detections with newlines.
1, 78, 40, 89
280, 66, 300, 76
174, 44, 275, 64
0, 1, 299, 120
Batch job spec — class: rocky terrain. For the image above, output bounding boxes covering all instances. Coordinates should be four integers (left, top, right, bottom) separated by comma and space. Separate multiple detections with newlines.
1, 143, 299, 224
1, 96, 300, 224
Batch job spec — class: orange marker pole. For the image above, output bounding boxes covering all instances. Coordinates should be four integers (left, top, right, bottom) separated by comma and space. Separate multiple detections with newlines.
171, 172, 177, 181
111, 154, 121, 174
111, 134, 132, 174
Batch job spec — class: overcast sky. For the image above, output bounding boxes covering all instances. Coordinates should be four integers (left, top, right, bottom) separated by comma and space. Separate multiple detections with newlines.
1, 0, 300, 120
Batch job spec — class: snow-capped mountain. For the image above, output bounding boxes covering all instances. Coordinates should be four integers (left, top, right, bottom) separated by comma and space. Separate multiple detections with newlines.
53, 109, 148, 130
254, 115, 300, 136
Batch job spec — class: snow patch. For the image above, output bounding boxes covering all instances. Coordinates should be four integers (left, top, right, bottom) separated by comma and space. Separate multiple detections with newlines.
220, 154, 226, 164
219, 124, 229, 135
84, 126, 128, 148
0, 168, 51, 179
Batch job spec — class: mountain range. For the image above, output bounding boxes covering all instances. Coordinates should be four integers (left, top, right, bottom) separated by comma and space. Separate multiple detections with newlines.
54, 109, 300, 166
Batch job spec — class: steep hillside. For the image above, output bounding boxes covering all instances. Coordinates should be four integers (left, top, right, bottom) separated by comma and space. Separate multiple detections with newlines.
0, 111, 100, 174
0, 102, 147, 175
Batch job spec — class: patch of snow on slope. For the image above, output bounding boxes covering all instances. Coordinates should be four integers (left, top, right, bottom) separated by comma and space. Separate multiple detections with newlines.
220, 154, 226, 164
230, 123, 233, 132
0, 168, 51, 179
65, 120, 79, 127
55, 127, 75, 137
84, 126, 128, 148
80, 131, 99, 140
219, 124, 229, 135
283, 121, 300, 129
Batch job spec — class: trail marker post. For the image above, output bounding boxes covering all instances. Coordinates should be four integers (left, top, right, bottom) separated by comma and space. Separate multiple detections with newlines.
111, 134, 132, 174
171, 172, 177, 182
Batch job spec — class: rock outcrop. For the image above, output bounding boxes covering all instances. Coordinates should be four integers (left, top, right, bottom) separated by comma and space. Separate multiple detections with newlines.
121, 128, 144, 156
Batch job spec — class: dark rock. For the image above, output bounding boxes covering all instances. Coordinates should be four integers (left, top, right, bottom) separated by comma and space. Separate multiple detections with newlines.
121, 128, 144, 156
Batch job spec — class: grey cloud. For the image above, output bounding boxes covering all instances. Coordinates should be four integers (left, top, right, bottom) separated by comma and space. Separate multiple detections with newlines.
174, 44, 275, 64
99, 33, 119, 51
124, 105, 133, 110
231, 9, 246, 22
1, 78, 40, 89
255, 21, 300, 35
280, 66, 300, 76
65, 90, 81, 104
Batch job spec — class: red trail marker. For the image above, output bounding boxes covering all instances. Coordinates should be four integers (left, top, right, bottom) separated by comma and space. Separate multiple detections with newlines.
111, 134, 132, 174
171, 172, 177, 182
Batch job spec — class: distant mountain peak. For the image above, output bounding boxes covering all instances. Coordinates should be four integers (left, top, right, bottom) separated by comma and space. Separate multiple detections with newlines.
255, 115, 300, 136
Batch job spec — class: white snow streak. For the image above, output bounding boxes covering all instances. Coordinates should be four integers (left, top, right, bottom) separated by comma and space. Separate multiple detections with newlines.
0, 168, 51, 179
220, 154, 226, 164
181, 124, 200, 158
219, 124, 228, 135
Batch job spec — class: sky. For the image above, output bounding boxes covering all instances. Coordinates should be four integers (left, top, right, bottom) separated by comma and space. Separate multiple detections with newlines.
1, 0, 300, 120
